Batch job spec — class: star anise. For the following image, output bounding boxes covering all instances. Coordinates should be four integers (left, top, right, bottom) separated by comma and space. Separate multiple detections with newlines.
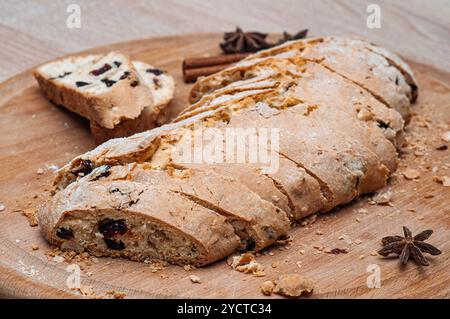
275, 29, 309, 45
378, 226, 442, 266
220, 27, 271, 54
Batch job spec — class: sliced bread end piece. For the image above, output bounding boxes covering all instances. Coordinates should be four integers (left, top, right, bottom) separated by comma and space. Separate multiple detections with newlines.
90, 61, 176, 144
38, 180, 240, 266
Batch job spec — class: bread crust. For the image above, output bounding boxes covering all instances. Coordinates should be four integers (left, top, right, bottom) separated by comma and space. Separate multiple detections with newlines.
38, 179, 239, 266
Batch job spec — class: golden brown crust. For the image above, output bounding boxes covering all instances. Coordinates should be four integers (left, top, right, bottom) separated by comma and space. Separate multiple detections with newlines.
38, 179, 240, 266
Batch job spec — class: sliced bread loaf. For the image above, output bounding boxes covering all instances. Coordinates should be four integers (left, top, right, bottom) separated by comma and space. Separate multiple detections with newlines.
34, 53, 175, 144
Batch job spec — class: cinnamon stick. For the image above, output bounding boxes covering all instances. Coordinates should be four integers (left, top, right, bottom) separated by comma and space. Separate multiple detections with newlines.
182, 52, 250, 83
183, 64, 232, 83
183, 53, 249, 69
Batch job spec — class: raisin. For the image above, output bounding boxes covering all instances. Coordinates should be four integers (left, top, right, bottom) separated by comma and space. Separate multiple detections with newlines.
58, 71, 72, 78
377, 121, 390, 129
76, 81, 90, 87
56, 227, 74, 239
244, 237, 256, 251
104, 238, 125, 250
98, 218, 127, 239
71, 159, 94, 177
113, 61, 122, 67
91, 165, 111, 181
130, 80, 139, 87
101, 78, 116, 87
146, 68, 164, 76
153, 78, 162, 89
119, 71, 130, 80
90, 64, 112, 76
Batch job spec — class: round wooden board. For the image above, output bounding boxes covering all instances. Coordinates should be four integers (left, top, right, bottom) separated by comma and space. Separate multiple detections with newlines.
0, 34, 449, 299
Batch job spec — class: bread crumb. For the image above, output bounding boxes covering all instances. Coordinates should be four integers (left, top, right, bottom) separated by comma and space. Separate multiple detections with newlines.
229, 253, 265, 277
0, 203, 5, 212
260, 280, 275, 296
273, 274, 314, 297
20, 208, 38, 227
370, 251, 378, 256
147, 260, 167, 272
316, 230, 323, 235
183, 264, 195, 272
441, 131, 450, 143
433, 175, 450, 187
73, 285, 102, 299
36, 168, 45, 175
31, 244, 39, 251
189, 275, 201, 284
372, 190, 393, 204
402, 169, 420, 180
106, 290, 126, 299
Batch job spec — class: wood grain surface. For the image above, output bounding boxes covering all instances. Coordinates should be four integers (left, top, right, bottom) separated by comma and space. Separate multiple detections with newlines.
0, 33, 449, 299
0, 0, 449, 83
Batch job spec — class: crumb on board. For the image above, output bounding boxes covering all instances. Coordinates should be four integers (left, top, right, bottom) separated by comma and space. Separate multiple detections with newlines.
19, 208, 38, 227
0, 202, 5, 212
228, 253, 265, 277
402, 168, 421, 180
269, 274, 314, 297
106, 290, 126, 299
189, 275, 201, 284
145, 259, 167, 273
433, 175, 450, 187
183, 264, 196, 272
260, 280, 275, 296
441, 131, 450, 143
372, 190, 393, 204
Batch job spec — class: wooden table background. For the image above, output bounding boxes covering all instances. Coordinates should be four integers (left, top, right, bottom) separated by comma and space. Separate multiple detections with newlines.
0, 0, 449, 83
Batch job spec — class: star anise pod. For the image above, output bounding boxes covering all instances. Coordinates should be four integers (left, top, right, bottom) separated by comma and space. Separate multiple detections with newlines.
275, 29, 309, 45
220, 27, 271, 54
378, 226, 442, 266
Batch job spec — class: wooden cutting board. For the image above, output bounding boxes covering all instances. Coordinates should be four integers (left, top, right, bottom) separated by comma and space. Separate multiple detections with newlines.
0, 34, 449, 299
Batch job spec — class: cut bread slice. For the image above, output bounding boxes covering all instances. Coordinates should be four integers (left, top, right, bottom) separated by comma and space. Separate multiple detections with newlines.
90, 61, 176, 144
38, 179, 240, 266
34, 53, 175, 144
86, 164, 291, 251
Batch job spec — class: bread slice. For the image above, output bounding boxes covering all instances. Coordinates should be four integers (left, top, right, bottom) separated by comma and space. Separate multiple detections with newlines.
90, 61, 175, 144
34, 53, 175, 144
85, 164, 291, 251
38, 178, 240, 266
